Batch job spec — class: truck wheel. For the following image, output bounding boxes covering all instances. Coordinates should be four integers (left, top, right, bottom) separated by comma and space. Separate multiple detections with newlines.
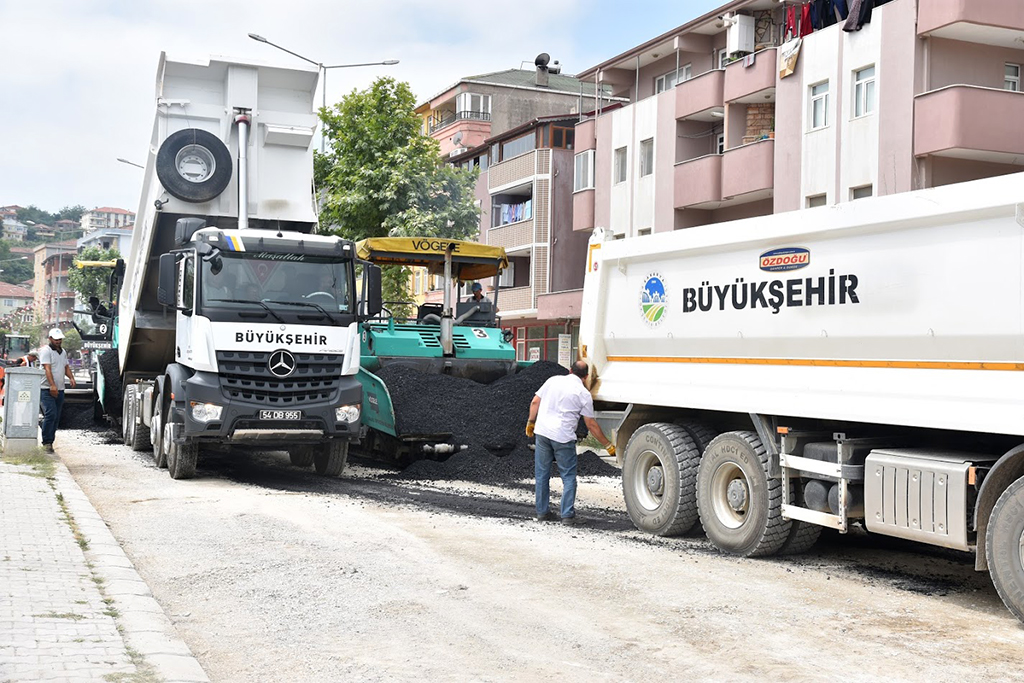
778, 483, 823, 555
122, 385, 136, 446
289, 446, 315, 468
156, 128, 232, 203
168, 441, 198, 480
697, 431, 791, 557
128, 393, 151, 452
986, 475, 1024, 622
675, 419, 718, 455
622, 423, 701, 536
151, 400, 167, 468
314, 442, 348, 477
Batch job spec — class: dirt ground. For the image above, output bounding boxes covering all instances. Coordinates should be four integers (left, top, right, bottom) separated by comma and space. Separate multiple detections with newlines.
56, 427, 1024, 682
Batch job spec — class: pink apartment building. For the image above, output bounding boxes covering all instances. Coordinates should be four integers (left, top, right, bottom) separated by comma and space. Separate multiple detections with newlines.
571, 0, 1024, 242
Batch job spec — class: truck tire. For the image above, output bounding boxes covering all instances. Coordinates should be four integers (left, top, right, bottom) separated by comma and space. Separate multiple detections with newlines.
122, 385, 136, 446
622, 423, 701, 536
675, 419, 718, 455
289, 446, 315, 468
128, 389, 151, 452
168, 441, 198, 480
313, 442, 348, 477
156, 128, 232, 203
778, 483, 823, 556
697, 431, 791, 557
986, 474, 1024, 623
151, 399, 168, 469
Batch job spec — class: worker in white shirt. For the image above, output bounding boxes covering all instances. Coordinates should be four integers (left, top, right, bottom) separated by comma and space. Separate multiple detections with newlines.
526, 360, 615, 525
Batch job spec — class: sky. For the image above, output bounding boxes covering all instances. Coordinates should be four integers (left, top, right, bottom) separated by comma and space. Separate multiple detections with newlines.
0, 0, 724, 215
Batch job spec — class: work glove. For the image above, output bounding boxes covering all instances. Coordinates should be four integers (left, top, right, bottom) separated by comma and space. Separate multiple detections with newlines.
525, 422, 535, 437
606, 444, 616, 457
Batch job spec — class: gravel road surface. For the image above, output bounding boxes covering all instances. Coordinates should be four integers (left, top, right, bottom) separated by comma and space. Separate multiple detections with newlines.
57, 428, 1024, 682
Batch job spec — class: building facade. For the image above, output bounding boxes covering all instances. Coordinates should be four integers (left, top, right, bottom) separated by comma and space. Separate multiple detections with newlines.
33, 241, 78, 326
2, 218, 27, 241
77, 225, 133, 255
0, 282, 35, 318
80, 207, 134, 233
572, 0, 1024, 238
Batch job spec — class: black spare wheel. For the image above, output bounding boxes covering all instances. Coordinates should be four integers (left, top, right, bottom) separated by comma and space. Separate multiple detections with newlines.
156, 128, 232, 203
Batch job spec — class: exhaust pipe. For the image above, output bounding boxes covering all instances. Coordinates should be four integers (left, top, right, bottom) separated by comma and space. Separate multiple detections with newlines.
234, 112, 251, 229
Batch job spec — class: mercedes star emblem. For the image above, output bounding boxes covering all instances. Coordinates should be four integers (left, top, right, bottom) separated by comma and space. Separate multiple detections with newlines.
268, 350, 296, 378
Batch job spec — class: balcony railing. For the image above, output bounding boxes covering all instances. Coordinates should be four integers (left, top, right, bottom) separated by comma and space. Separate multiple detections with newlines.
428, 110, 492, 134
914, 85, 1024, 160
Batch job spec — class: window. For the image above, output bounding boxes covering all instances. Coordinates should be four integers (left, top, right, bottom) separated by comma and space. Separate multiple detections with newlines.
810, 81, 829, 130
853, 66, 876, 118
716, 133, 725, 155
456, 92, 491, 118
499, 261, 515, 288
614, 147, 628, 184
1006, 64, 1021, 92
638, 228, 652, 237
806, 194, 827, 208
551, 126, 575, 150
654, 64, 692, 93
716, 49, 729, 69
478, 153, 488, 173
181, 257, 194, 309
501, 133, 535, 160
574, 150, 595, 192
851, 185, 873, 200
2, 299, 12, 307
639, 138, 654, 177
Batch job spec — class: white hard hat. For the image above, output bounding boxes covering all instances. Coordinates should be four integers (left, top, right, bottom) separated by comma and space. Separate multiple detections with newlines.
48, 328, 65, 340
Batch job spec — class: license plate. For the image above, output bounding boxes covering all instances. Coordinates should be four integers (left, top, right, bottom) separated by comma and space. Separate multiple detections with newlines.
259, 410, 301, 420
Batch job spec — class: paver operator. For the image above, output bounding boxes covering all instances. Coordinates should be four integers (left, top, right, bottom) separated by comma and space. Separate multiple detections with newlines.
39, 328, 76, 453
526, 360, 615, 524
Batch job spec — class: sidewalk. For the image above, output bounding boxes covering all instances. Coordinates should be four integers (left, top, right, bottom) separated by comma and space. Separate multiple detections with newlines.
0, 449, 207, 683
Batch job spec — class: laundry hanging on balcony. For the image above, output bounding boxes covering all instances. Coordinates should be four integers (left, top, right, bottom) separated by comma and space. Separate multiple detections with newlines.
844, 0, 895, 32
498, 200, 532, 226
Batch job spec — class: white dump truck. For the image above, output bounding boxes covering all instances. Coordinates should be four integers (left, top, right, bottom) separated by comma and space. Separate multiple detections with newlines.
580, 172, 1024, 623
112, 53, 382, 479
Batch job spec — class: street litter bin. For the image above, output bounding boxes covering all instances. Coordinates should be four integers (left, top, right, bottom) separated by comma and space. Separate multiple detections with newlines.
2, 366, 45, 455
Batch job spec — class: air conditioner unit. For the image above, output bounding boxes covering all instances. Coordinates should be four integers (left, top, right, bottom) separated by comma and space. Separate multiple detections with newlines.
449, 147, 468, 157
726, 13, 755, 55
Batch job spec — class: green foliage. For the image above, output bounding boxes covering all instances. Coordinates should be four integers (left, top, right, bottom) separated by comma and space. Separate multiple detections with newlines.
57, 205, 86, 222
61, 328, 82, 354
0, 240, 33, 284
315, 77, 481, 318
68, 247, 120, 302
15, 204, 85, 226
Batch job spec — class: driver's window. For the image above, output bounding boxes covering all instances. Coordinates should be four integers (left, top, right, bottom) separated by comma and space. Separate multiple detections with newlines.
181, 257, 195, 309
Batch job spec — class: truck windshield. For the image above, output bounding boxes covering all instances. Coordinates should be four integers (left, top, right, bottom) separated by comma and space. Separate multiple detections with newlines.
201, 253, 351, 313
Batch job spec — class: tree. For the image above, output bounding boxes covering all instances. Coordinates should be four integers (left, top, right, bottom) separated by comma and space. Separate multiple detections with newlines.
61, 328, 82, 355
0, 239, 33, 285
68, 247, 120, 302
16, 205, 56, 226
315, 77, 481, 315
57, 205, 87, 222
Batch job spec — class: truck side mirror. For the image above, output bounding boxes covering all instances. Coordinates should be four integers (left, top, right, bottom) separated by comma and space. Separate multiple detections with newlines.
157, 253, 177, 306
364, 264, 383, 318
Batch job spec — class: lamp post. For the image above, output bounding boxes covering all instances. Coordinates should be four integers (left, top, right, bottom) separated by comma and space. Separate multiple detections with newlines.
116, 157, 144, 169
247, 33, 398, 152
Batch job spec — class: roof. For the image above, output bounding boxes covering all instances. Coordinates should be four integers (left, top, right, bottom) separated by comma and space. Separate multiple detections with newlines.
89, 207, 133, 215
0, 282, 34, 298
356, 238, 507, 280
421, 68, 625, 109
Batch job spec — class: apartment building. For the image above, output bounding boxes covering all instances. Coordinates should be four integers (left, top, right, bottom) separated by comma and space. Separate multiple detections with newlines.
33, 240, 77, 326
80, 206, 134, 233
572, 0, 1024, 237
0, 282, 35, 318
77, 225, 133, 255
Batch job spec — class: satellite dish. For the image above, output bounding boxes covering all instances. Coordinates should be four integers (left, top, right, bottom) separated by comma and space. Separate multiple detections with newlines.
452, 131, 464, 146
535, 53, 550, 68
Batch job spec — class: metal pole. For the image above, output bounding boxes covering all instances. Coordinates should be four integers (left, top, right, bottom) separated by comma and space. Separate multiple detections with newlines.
441, 244, 454, 356
235, 113, 250, 229
321, 66, 326, 154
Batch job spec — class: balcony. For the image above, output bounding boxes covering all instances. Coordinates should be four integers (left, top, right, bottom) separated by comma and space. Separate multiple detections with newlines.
722, 139, 774, 201
674, 154, 722, 209
675, 69, 725, 121
498, 286, 534, 314
572, 190, 595, 232
537, 289, 583, 321
914, 86, 1024, 162
489, 149, 550, 191
488, 219, 534, 250
428, 110, 492, 134
918, 0, 1024, 47
723, 48, 777, 104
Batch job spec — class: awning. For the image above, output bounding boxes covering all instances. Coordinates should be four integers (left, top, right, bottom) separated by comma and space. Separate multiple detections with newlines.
356, 237, 508, 281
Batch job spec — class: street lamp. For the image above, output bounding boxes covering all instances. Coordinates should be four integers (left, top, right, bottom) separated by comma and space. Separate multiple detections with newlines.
116, 157, 145, 169
247, 33, 399, 151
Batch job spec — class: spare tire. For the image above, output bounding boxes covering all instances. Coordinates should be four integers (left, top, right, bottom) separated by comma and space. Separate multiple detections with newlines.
156, 128, 232, 203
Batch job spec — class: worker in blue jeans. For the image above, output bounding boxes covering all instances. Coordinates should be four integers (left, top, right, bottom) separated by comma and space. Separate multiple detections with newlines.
526, 360, 615, 525
39, 328, 76, 453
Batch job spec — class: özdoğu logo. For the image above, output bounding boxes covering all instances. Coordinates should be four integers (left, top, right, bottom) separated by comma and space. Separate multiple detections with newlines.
640, 273, 667, 326
759, 247, 810, 272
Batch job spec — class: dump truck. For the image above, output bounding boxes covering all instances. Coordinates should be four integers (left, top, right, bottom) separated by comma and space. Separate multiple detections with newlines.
108, 52, 381, 479
580, 172, 1024, 623
355, 237, 517, 461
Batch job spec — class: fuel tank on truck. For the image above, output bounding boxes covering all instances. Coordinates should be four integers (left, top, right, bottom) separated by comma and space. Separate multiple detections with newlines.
579, 172, 1024, 437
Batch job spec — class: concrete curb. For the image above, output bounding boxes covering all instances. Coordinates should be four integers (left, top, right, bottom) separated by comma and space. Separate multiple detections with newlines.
52, 460, 209, 683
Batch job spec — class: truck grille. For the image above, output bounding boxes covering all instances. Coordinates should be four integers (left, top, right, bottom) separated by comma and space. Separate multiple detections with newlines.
216, 351, 343, 406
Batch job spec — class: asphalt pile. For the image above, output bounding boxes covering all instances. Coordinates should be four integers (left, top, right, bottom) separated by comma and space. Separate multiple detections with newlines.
98, 350, 122, 416
376, 361, 618, 484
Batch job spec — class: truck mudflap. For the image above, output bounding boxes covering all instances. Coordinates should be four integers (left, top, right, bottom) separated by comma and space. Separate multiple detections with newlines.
180, 370, 362, 443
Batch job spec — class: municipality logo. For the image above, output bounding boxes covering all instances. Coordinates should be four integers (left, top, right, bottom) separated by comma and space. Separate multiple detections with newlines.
640, 273, 666, 326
